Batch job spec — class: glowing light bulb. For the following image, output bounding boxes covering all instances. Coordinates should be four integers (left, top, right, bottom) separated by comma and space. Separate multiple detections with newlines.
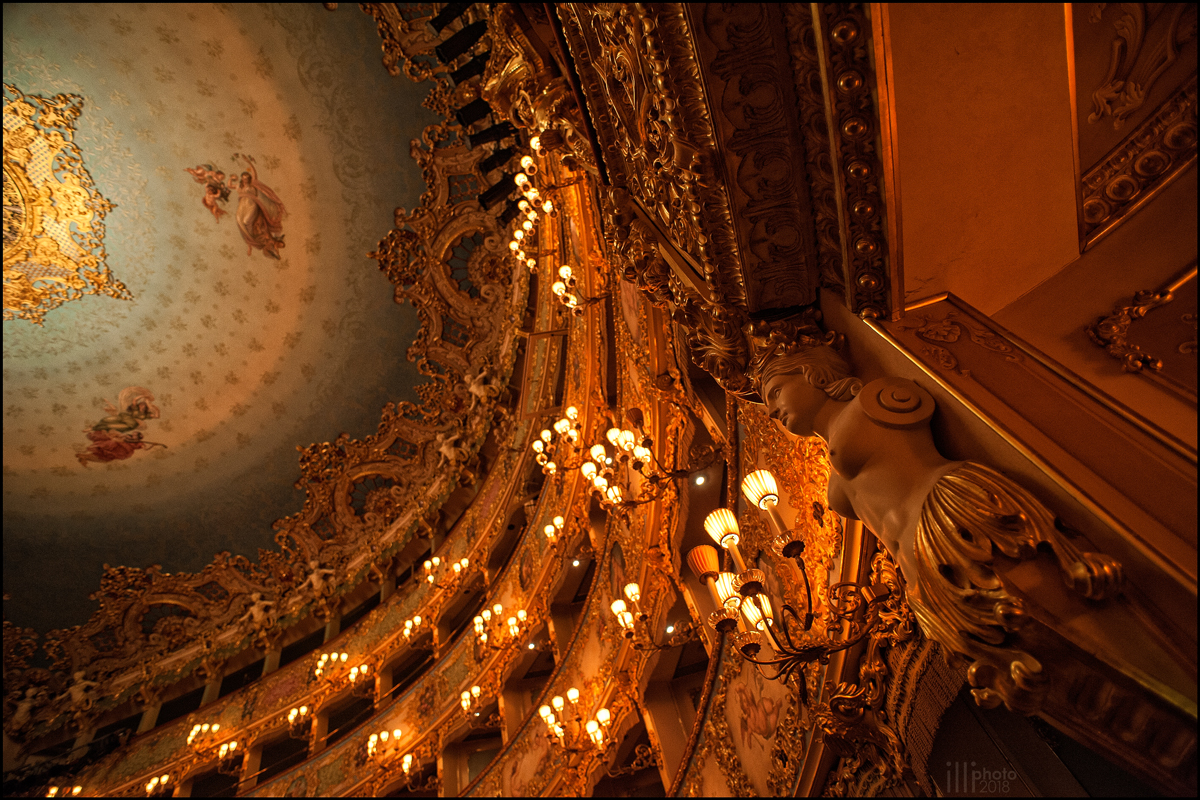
590, 444, 607, 462
624, 583, 641, 603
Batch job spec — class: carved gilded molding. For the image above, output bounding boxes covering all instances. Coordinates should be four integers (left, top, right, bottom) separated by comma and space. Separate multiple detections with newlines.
1081, 75, 1198, 247
808, 5, 895, 319
1086, 261, 1198, 403
3, 84, 132, 326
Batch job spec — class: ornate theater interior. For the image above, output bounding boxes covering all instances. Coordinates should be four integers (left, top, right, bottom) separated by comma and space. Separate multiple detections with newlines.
3, 3, 1196, 797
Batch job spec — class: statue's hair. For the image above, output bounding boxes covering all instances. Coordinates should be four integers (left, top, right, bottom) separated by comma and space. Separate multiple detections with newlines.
757, 345, 862, 401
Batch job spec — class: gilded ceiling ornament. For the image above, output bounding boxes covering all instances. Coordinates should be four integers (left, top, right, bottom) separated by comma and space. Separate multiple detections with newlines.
1087, 4, 1197, 130
1080, 76, 1197, 244
3, 84, 132, 325
1087, 262, 1198, 402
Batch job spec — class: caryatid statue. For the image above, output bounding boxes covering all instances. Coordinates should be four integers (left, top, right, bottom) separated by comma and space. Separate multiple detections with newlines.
748, 325, 1125, 711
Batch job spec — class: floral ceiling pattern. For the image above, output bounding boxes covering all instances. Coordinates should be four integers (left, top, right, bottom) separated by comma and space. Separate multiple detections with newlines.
2, 3, 440, 635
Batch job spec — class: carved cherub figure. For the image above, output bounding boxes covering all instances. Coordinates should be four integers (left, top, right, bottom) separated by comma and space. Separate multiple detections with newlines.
10, 687, 47, 732
435, 430, 468, 467
238, 592, 276, 630
296, 560, 336, 599
61, 670, 100, 712
464, 365, 501, 410
752, 335, 1124, 710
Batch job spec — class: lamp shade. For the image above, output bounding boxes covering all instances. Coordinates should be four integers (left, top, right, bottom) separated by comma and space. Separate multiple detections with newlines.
704, 508, 740, 548
714, 572, 740, 608
686, 545, 720, 581
742, 470, 779, 509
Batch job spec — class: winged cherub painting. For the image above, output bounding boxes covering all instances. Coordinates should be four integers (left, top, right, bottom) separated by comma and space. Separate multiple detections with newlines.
184, 153, 287, 259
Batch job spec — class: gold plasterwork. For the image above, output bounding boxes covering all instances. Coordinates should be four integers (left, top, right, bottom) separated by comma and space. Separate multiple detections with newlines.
3, 84, 131, 325
1087, 261, 1198, 403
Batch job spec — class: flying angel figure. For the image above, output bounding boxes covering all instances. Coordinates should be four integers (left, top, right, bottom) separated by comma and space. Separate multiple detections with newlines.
184, 163, 233, 223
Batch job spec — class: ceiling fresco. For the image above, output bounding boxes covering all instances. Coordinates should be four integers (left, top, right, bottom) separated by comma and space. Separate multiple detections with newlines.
2, 3, 441, 635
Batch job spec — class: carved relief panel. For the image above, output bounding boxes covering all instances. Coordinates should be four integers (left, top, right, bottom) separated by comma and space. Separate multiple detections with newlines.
1070, 3, 1198, 246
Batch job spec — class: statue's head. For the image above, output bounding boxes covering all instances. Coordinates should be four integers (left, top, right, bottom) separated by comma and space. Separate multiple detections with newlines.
751, 340, 862, 438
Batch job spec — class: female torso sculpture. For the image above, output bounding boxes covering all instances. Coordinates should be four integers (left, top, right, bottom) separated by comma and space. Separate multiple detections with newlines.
759, 346, 956, 601
754, 339, 1123, 711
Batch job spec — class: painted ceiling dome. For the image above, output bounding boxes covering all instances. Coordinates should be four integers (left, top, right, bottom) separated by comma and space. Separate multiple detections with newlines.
3, 4, 441, 634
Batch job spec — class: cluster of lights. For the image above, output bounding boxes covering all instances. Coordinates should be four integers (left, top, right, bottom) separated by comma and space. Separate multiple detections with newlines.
537, 689, 612, 750
580, 426, 655, 506
366, 726, 403, 759
692, 470, 812, 638
532, 406, 581, 475
287, 705, 310, 732
543, 514, 566, 545
507, 156, 554, 272
314, 651, 369, 681
460, 684, 483, 712
45, 786, 83, 797
551, 264, 585, 314
402, 614, 426, 641
423, 556, 470, 585
473, 604, 527, 649
186, 721, 220, 746
144, 774, 171, 795
609, 582, 646, 635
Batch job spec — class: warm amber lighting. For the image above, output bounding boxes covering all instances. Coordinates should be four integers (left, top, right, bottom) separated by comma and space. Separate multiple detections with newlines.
567, 687, 580, 704
552, 280, 567, 296
597, 707, 611, 727
606, 427, 622, 445
704, 508, 740, 548
589, 443, 607, 462
741, 470, 779, 509
686, 545, 721, 581
558, 264, 573, 280
544, 523, 557, 541
714, 572, 740, 609
581, 461, 598, 480
624, 583, 640, 603
552, 695, 565, 712
611, 599, 627, 616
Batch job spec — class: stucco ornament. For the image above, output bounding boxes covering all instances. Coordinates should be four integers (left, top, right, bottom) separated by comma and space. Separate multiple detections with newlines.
749, 324, 1125, 713
464, 364, 502, 410
236, 592, 277, 632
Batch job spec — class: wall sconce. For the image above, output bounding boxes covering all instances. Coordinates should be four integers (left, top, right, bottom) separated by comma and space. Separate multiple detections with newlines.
402, 615, 427, 642
314, 651, 373, 697
552, 265, 607, 315
187, 722, 241, 773
460, 684, 483, 714
143, 774, 171, 797
474, 604, 526, 656
420, 556, 469, 586
398, 753, 441, 793
543, 515, 566, 547
366, 726, 404, 762
509, 169, 554, 273
538, 689, 611, 753
287, 705, 311, 739
533, 406, 581, 475
44, 787, 83, 797
610, 583, 696, 650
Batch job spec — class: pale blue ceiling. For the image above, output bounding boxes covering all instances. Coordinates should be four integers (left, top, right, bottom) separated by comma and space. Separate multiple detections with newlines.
3, 3, 440, 635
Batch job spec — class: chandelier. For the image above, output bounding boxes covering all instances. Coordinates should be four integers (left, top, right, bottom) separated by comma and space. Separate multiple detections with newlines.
687, 469, 896, 699
537, 688, 613, 753
610, 582, 697, 651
